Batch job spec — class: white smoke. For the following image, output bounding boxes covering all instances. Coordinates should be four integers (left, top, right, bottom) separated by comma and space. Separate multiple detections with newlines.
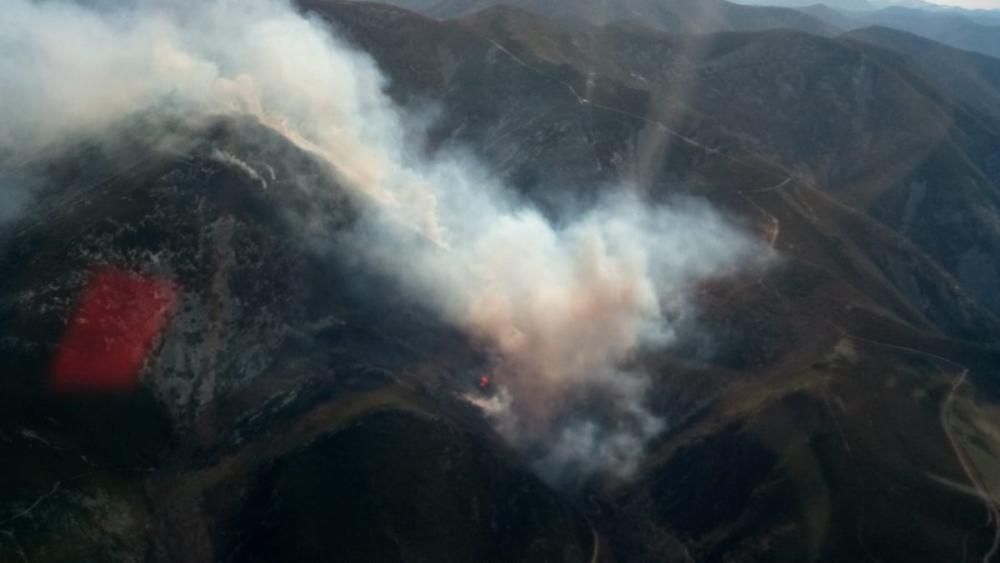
1, 0, 767, 481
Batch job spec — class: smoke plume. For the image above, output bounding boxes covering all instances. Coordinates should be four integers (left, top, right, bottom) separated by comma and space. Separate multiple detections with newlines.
1, 0, 766, 481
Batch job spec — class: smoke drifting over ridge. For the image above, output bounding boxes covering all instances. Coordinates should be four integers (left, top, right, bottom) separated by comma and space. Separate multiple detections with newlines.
1, 0, 767, 480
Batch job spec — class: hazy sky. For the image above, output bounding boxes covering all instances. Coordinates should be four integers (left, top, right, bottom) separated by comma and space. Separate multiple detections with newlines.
933, 0, 1000, 8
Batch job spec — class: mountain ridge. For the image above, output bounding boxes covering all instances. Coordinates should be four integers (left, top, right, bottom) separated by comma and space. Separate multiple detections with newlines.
4, 1, 1000, 561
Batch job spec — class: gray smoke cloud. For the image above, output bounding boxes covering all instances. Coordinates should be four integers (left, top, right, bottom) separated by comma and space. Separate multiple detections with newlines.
1, 0, 768, 481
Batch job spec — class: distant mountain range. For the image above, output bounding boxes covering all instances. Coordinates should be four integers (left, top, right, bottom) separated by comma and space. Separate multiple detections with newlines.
804, 3, 1000, 58
382, 0, 839, 33
846, 25, 1000, 122
378, 0, 1000, 58
736, 0, 997, 14
733, 0, 877, 10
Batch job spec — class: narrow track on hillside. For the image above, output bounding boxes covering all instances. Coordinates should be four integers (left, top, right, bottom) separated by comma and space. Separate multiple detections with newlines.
837, 331, 1000, 563
485, 28, 998, 563
738, 177, 789, 249
0, 480, 61, 527
589, 525, 600, 563
485, 38, 791, 254
485, 39, 777, 172
942, 368, 1000, 563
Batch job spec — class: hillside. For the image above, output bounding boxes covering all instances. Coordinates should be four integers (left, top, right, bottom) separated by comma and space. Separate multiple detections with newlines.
3, 1, 1000, 562
447, 5, 1000, 322
846, 25, 1000, 120
802, 4, 1000, 58
381, 0, 838, 34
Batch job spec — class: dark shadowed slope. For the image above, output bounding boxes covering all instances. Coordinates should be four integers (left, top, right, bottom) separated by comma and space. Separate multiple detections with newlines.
0, 115, 596, 562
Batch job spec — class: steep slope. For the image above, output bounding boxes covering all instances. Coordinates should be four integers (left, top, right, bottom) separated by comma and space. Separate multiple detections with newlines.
860, 7, 1000, 59
450, 5, 1000, 323
303, 4, 1000, 561
669, 31, 1000, 316
846, 25, 1000, 121
0, 116, 595, 561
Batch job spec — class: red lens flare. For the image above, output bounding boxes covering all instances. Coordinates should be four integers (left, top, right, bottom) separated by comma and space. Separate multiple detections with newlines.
50, 267, 179, 394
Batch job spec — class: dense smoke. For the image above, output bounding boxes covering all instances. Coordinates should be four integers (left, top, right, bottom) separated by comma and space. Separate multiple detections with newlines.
1, 0, 766, 481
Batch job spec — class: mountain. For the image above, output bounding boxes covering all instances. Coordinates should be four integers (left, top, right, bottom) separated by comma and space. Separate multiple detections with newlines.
845, 25, 1000, 121
0, 115, 598, 562
731, 0, 876, 10
860, 7, 1000, 58
5, 1, 1000, 562
381, 0, 1000, 61
737, 0, 1000, 25
802, 4, 1000, 58
448, 4, 1000, 321
384, 0, 839, 34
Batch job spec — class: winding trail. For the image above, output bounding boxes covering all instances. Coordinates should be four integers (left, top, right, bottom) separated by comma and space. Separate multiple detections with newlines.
942, 368, 1000, 563
839, 332, 1000, 563
486, 33, 996, 563
0, 481, 61, 526
738, 177, 789, 249
485, 39, 751, 166
589, 525, 600, 563
484, 38, 790, 252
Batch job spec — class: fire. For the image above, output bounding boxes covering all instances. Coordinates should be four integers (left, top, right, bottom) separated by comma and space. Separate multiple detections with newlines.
479, 374, 492, 389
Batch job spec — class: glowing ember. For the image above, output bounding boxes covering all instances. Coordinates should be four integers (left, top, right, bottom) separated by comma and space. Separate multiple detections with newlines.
479, 374, 492, 389
50, 267, 179, 394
